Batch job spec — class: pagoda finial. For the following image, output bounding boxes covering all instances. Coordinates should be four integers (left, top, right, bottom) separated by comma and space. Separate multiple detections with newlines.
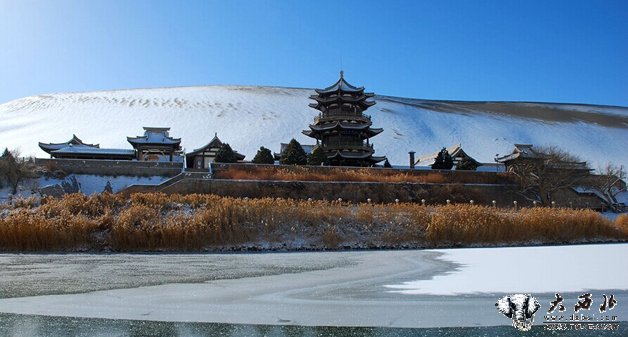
340, 70, 344, 79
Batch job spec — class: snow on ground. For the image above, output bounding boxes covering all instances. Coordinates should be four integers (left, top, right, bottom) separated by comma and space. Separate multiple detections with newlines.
0, 174, 168, 201
1, 85, 626, 169
386, 243, 628, 295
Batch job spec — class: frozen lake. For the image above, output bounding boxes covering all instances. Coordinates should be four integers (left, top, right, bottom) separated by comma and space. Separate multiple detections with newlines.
0, 244, 626, 336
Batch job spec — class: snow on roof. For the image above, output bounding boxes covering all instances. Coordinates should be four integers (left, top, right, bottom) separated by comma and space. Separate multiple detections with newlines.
315, 71, 366, 95
186, 135, 245, 159
128, 127, 181, 145
39, 135, 99, 153
415, 144, 465, 166
51, 146, 135, 156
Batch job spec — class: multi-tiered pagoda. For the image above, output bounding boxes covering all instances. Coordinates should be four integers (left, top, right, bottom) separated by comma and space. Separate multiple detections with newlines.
303, 71, 386, 166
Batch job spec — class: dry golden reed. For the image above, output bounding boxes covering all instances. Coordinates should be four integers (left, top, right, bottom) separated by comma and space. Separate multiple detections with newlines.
616, 214, 628, 235
0, 193, 625, 251
213, 165, 508, 184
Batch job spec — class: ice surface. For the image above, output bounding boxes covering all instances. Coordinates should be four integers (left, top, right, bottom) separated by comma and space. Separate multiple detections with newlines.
0, 245, 625, 328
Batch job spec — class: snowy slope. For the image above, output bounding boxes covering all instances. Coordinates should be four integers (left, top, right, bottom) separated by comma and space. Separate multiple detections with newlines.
0, 85, 626, 168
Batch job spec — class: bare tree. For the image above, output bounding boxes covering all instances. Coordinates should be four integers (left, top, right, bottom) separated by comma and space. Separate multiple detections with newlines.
509, 146, 591, 205
0, 149, 36, 194
592, 164, 626, 211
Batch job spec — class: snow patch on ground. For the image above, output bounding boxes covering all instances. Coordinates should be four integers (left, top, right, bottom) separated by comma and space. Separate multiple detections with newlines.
0, 174, 168, 201
386, 243, 628, 295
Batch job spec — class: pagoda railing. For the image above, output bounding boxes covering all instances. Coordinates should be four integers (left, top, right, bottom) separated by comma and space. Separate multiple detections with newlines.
321, 143, 374, 151
315, 113, 371, 124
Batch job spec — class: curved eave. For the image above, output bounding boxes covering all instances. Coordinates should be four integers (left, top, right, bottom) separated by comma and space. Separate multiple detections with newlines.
309, 100, 376, 111
315, 77, 365, 95
307, 122, 376, 132
38, 137, 100, 153
127, 137, 182, 146
328, 151, 374, 159
311, 95, 375, 104
370, 156, 387, 164
38, 142, 67, 154
302, 130, 319, 138
39, 144, 101, 155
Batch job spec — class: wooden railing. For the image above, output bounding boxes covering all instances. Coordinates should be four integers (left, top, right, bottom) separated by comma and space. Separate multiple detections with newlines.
314, 113, 371, 124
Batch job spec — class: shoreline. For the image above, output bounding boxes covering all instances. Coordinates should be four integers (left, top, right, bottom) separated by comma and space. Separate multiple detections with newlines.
0, 238, 626, 254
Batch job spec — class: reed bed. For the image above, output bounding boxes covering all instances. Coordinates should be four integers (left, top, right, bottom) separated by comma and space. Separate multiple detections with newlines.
616, 214, 628, 235
0, 193, 625, 251
214, 165, 509, 184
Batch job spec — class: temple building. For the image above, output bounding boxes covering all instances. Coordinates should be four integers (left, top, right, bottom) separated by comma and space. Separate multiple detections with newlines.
39, 135, 136, 160
39, 135, 99, 156
127, 127, 182, 162
303, 71, 386, 166
185, 134, 245, 169
495, 144, 589, 171
416, 144, 480, 169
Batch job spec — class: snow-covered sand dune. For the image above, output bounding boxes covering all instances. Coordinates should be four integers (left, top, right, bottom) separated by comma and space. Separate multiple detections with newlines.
1, 85, 627, 168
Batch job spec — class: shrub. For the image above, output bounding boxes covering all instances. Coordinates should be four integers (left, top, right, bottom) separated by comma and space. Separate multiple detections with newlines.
432, 148, 453, 170
279, 139, 307, 165
252, 146, 275, 164
214, 143, 238, 163
307, 146, 328, 166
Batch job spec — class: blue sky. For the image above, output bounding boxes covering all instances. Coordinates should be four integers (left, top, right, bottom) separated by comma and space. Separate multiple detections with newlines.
1, 0, 627, 106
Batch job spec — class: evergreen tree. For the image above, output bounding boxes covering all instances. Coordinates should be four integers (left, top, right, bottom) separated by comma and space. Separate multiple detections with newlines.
214, 143, 238, 163
252, 146, 274, 164
431, 148, 454, 170
103, 181, 113, 193
307, 146, 328, 166
456, 156, 479, 171
280, 139, 307, 165
383, 159, 392, 168
1, 148, 10, 158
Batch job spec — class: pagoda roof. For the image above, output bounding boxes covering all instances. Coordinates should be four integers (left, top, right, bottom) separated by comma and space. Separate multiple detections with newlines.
186, 134, 245, 159
315, 71, 366, 95
308, 95, 376, 110
39, 134, 99, 154
309, 93, 374, 103
328, 151, 386, 163
304, 122, 383, 136
309, 121, 371, 131
127, 127, 181, 146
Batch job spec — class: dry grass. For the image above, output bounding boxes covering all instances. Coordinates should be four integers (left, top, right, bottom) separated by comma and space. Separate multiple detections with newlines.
214, 165, 508, 184
0, 192, 625, 251
425, 205, 623, 246
616, 214, 628, 235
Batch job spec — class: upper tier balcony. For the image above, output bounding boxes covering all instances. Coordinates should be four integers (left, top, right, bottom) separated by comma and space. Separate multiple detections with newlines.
321, 142, 374, 152
314, 111, 371, 124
